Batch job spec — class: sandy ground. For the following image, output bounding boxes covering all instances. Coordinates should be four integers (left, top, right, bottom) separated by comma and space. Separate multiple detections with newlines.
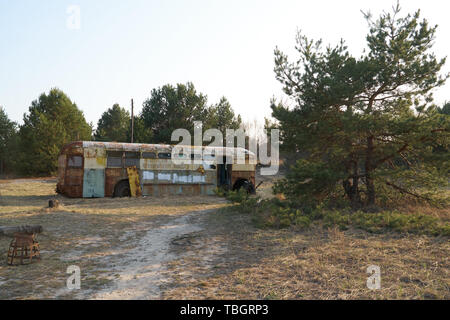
0, 178, 229, 299
92, 211, 205, 300
0, 175, 448, 300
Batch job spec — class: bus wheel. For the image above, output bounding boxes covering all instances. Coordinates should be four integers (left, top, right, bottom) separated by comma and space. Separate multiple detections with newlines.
114, 180, 131, 198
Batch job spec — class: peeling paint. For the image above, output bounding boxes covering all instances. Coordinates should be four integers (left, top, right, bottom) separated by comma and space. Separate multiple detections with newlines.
143, 171, 155, 181
158, 173, 171, 181
58, 141, 256, 198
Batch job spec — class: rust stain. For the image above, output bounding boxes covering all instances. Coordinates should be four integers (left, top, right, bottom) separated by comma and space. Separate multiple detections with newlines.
105, 168, 126, 197
58, 141, 256, 198
196, 165, 205, 175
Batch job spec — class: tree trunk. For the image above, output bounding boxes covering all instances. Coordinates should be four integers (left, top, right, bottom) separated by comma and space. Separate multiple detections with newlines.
0, 225, 43, 237
343, 160, 361, 207
365, 136, 375, 206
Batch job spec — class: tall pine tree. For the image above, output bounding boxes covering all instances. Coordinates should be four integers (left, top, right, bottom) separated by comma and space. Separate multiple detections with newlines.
272, 4, 449, 207
0, 107, 18, 175
94, 104, 130, 142
18, 88, 92, 175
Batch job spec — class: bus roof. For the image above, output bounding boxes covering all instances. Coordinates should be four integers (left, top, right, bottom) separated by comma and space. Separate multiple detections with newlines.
61, 141, 255, 157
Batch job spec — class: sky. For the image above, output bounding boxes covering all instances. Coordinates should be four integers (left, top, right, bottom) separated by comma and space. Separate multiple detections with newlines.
1, 0, 449, 128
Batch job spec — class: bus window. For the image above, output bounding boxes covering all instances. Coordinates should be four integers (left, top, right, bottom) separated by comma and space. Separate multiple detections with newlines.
190, 153, 202, 160
172, 152, 189, 161
125, 152, 140, 167
203, 153, 215, 161
142, 152, 156, 159
107, 151, 123, 168
158, 152, 172, 159
68, 155, 83, 168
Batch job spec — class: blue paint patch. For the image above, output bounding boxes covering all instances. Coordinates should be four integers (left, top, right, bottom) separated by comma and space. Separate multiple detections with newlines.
83, 169, 105, 198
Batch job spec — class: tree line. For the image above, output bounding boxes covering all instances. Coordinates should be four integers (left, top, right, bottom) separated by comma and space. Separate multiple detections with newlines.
1, 3, 449, 209
0, 82, 242, 176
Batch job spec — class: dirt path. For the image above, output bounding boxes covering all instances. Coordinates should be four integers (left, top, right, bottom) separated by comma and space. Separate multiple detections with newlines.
85, 210, 213, 300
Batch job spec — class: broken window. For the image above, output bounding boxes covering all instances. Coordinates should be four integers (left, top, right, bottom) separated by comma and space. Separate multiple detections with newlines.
125, 152, 140, 168
158, 152, 172, 159
67, 156, 83, 168
107, 151, 123, 168
142, 152, 156, 159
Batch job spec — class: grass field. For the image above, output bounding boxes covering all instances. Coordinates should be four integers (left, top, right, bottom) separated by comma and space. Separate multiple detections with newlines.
0, 177, 448, 299
0, 178, 227, 299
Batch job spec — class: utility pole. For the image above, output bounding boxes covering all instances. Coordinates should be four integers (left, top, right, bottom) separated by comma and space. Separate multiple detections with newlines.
131, 98, 134, 143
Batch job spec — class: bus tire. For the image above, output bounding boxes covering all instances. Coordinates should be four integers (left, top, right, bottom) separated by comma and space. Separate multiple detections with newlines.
114, 180, 131, 198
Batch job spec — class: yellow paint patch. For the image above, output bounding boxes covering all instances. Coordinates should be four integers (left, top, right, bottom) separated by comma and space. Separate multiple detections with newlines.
84, 158, 105, 169
127, 166, 142, 197
96, 157, 106, 166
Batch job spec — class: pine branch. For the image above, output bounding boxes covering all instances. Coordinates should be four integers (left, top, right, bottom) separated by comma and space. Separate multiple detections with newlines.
384, 180, 432, 201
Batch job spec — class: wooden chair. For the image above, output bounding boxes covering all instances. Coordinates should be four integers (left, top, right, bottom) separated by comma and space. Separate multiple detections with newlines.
7, 233, 40, 265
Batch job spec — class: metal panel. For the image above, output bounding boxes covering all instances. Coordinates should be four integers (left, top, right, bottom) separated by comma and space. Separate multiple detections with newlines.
83, 146, 106, 169
57, 155, 66, 191
84, 146, 106, 158
140, 159, 216, 171
105, 168, 126, 197
141, 183, 216, 197
139, 170, 216, 185
84, 157, 107, 169
83, 169, 105, 198
232, 164, 255, 171
64, 168, 84, 198
127, 166, 142, 197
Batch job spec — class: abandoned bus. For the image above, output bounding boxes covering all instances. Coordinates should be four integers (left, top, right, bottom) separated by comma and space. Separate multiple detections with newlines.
56, 141, 256, 198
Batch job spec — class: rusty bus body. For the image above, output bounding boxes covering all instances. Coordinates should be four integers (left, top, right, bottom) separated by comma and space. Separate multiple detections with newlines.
56, 141, 256, 198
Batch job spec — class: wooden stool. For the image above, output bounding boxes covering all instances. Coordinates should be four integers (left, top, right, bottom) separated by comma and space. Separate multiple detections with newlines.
7, 233, 40, 265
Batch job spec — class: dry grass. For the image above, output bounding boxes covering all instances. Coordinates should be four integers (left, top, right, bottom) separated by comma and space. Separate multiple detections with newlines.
161, 171, 449, 300
162, 210, 450, 300
0, 177, 448, 300
0, 178, 227, 299
398, 203, 450, 221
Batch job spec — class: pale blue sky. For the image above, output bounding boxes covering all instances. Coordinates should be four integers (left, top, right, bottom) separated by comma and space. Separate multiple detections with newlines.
1, 0, 449, 127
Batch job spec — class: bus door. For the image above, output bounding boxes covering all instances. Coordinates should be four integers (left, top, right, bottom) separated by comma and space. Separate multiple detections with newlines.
218, 156, 232, 188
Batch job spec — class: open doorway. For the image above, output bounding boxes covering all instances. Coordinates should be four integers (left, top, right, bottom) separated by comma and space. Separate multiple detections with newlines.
217, 156, 232, 188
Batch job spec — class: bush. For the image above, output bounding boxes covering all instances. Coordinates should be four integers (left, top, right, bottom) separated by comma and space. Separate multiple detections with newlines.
217, 189, 449, 236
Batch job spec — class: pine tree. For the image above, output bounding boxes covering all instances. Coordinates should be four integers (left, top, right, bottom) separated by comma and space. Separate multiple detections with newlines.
95, 104, 130, 142
18, 88, 92, 175
0, 107, 18, 174
272, 4, 449, 207
141, 82, 209, 144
